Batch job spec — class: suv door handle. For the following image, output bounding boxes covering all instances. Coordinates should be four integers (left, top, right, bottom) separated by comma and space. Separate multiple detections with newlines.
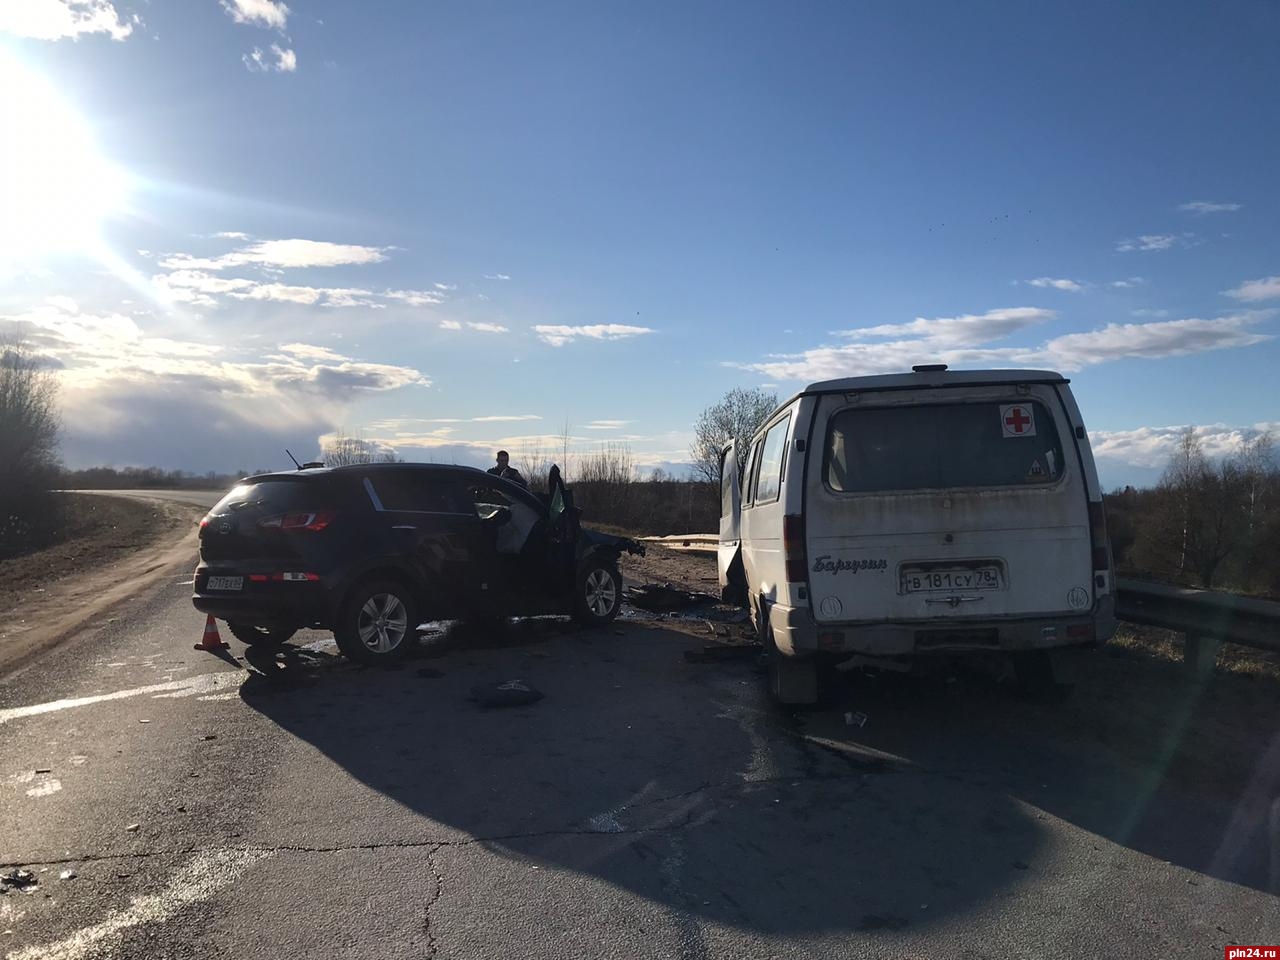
392, 525, 417, 531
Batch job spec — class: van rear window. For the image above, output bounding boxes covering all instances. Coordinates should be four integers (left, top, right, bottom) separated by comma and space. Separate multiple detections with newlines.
824, 401, 1066, 493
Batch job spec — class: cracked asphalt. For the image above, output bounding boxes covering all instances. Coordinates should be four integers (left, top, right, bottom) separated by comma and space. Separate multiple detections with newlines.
2, 531, 1279, 958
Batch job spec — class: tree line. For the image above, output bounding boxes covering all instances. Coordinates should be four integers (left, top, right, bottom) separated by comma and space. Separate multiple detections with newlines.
1106, 430, 1279, 595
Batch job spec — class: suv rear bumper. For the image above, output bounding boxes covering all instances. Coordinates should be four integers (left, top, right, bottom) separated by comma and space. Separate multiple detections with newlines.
192, 566, 336, 628
770, 594, 1117, 657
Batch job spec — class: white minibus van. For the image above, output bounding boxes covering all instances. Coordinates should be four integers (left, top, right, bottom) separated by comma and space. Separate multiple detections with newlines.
718, 365, 1116, 704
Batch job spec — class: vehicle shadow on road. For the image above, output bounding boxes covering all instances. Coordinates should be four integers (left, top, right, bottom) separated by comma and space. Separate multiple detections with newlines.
236, 618, 1061, 940
805, 648, 1280, 895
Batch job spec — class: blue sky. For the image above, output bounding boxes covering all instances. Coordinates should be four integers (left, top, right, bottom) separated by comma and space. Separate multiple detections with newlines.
1, 0, 1277, 488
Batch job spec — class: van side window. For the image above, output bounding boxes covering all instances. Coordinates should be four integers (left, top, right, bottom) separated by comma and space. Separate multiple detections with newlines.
825, 401, 1066, 492
754, 415, 791, 504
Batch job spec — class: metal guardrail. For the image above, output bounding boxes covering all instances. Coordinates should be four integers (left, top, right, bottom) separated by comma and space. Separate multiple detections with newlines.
1114, 578, 1280, 671
639, 534, 719, 554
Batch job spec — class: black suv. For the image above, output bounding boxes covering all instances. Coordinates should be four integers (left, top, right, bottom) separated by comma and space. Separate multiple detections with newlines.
192, 463, 643, 663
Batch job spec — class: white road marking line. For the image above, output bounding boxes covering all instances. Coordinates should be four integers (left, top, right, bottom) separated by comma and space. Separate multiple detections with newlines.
5, 848, 270, 960
25, 779, 61, 798
0, 672, 244, 726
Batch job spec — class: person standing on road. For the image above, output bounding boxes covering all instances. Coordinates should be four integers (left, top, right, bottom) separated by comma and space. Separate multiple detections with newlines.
487, 450, 528, 488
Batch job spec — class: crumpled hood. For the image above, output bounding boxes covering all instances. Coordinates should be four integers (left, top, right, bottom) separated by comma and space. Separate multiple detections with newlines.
581, 527, 646, 556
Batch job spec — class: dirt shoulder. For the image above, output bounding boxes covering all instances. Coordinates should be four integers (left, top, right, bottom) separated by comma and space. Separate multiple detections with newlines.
0, 493, 203, 674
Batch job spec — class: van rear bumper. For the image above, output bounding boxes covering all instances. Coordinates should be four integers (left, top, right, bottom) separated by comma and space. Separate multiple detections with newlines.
770, 594, 1116, 657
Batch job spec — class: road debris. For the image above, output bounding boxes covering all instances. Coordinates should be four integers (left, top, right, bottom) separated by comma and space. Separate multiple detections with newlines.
59, 870, 76, 881
34, 768, 52, 774
469, 679, 544, 708
844, 711, 869, 728
1, 870, 37, 891
626, 583, 718, 612
125, 823, 140, 832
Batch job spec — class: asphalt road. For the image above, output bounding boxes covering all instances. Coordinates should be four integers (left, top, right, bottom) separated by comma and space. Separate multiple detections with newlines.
2, 497, 1278, 958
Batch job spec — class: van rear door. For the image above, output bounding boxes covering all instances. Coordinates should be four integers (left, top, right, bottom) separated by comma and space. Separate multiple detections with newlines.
717, 442, 742, 594
805, 385, 1094, 625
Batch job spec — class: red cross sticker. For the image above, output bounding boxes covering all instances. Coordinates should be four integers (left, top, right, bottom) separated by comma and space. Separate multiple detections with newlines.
1000, 404, 1036, 438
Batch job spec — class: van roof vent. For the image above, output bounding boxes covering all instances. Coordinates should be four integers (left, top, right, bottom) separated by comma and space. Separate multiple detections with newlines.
911, 364, 948, 373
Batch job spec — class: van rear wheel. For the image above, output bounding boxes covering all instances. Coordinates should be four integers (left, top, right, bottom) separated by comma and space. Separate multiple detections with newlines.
1013, 651, 1071, 702
758, 600, 819, 706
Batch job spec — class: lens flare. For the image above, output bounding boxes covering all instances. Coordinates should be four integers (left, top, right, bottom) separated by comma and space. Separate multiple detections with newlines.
0, 52, 129, 262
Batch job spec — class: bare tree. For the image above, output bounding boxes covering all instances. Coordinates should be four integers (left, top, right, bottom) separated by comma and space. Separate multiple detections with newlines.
322, 429, 403, 467
1237, 430, 1275, 538
0, 335, 62, 557
515, 440, 553, 493
577, 442, 636, 485
690, 387, 778, 483
1133, 429, 1246, 588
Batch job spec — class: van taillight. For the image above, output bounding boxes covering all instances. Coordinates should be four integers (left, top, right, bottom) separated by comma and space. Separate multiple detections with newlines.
784, 514, 808, 582
1088, 501, 1109, 570
258, 511, 337, 532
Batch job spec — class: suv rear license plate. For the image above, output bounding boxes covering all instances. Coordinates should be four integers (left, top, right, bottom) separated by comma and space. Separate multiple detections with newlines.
206, 576, 243, 591
902, 567, 1000, 593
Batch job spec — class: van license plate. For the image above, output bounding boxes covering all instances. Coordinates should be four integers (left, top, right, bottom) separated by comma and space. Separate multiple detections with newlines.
902, 567, 1000, 593
206, 576, 243, 591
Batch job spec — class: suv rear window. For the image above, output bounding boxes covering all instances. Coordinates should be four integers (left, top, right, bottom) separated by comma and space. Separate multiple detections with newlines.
825, 401, 1066, 493
210, 478, 338, 514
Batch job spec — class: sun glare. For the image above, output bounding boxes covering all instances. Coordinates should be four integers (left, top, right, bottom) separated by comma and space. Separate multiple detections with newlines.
0, 53, 129, 262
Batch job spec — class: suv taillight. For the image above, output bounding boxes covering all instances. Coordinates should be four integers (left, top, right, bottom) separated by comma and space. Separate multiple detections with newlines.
258, 510, 337, 532
1088, 501, 1110, 571
784, 514, 808, 582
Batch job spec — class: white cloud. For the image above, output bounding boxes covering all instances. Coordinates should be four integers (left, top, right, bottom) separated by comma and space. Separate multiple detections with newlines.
467, 322, 508, 334
244, 44, 297, 73
1116, 234, 1191, 253
44, 295, 80, 314
383, 289, 446, 306
387, 291, 445, 307
1109, 277, 1145, 289
221, 0, 289, 30
484, 274, 511, 281
584, 420, 632, 430
0, 0, 133, 41
1131, 308, 1170, 318
1092, 423, 1279, 470
160, 238, 386, 272
433, 282, 457, 291
534, 323, 656, 347
471, 415, 541, 422
213, 231, 250, 241
733, 311, 1274, 381
152, 270, 257, 306
1223, 276, 1280, 303
1178, 201, 1242, 215
834, 307, 1054, 346
228, 283, 375, 308
1027, 277, 1085, 293
438, 320, 463, 330
277, 342, 347, 362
